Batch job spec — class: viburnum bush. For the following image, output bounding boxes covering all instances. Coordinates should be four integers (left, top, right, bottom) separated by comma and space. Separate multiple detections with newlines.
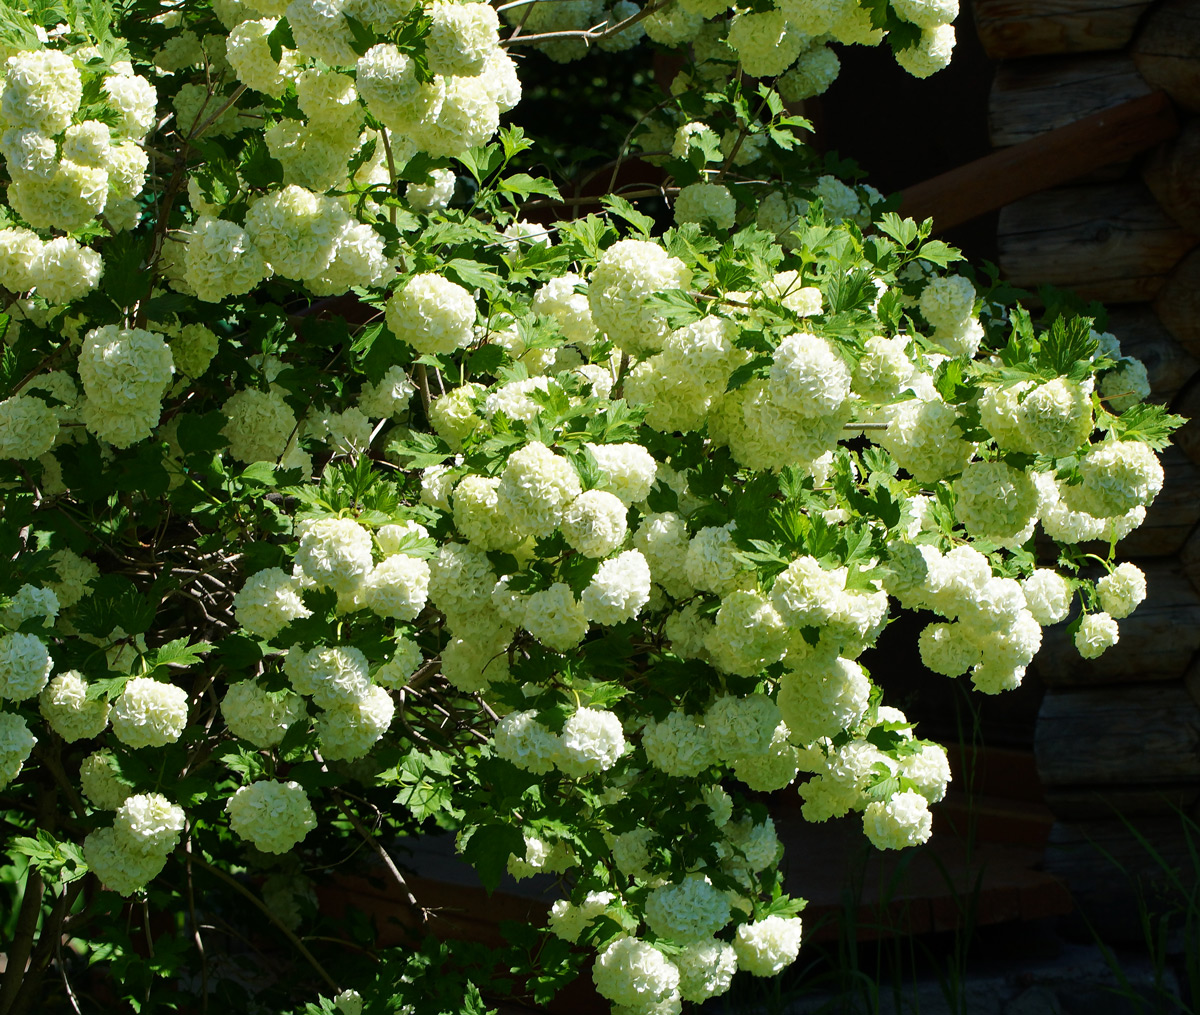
0, 0, 1183, 1013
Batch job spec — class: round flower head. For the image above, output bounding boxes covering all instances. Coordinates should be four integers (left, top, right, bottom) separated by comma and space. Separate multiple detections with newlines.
185, 216, 270, 303
426, 1, 500, 76
587, 239, 692, 357
778, 655, 870, 745
523, 582, 589, 653
407, 168, 457, 212
103, 72, 157, 137
0, 632, 53, 701
704, 692, 781, 761
295, 517, 374, 594
592, 936, 680, 1009
1075, 611, 1119, 659
734, 915, 803, 976
222, 679, 306, 747
893, 0, 958, 28
645, 876, 731, 942
496, 441, 582, 538
0, 712, 36, 789
1022, 569, 1072, 626
316, 683, 394, 760
585, 442, 657, 505
894, 23, 956, 78
111, 678, 189, 748
83, 826, 170, 897
674, 182, 736, 231
548, 890, 615, 942
286, 645, 372, 709
227, 18, 298, 96
2, 50, 82, 135
556, 706, 625, 778
1068, 440, 1163, 518
244, 185, 347, 281
1018, 377, 1093, 459
10, 159, 109, 233
1096, 562, 1146, 620
733, 721, 801, 791
0, 394, 58, 460
918, 274, 974, 330
39, 670, 111, 741
453, 474, 523, 550
705, 590, 789, 676
408, 74, 500, 157
221, 388, 296, 464
386, 274, 475, 355
77, 326, 174, 448
233, 567, 313, 639
356, 44, 445, 132
675, 938, 738, 1003
727, 10, 803, 77
779, 43, 841, 101
361, 554, 431, 620
769, 334, 851, 417
581, 549, 651, 625
226, 780, 317, 853
899, 743, 952, 803
954, 461, 1038, 544
863, 789, 933, 849
79, 750, 131, 810
32, 237, 104, 304
560, 489, 628, 558
494, 709, 559, 774
115, 793, 186, 853
641, 709, 716, 777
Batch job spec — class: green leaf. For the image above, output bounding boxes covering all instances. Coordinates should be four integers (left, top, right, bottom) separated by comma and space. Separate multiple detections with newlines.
443, 258, 503, 292
1103, 403, 1187, 452
390, 430, 455, 469
9, 830, 88, 885
101, 232, 150, 308
600, 194, 655, 237
1038, 314, 1098, 377
463, 822, 527, 895
238, 461, 279, 487
266, 17, 295, 63
342, 12, 376, 55
915, 238, 964, 268
498, 172, 561, 202
643, 288, 703, 328
146, 637, 213, 670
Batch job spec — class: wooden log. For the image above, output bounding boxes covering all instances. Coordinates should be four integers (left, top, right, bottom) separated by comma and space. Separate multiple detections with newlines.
1043, 784, 1200, 820
1142, 119, 1200, 235
1154, 247, 1200, 357
1031, 561, 1200, 686
997, 184, 1197, 303
975, 0, 1154, 60
989, 54, 1153, 147
1114, 448, 1200, 559
1044, 817, 1200, 943
1103, 305, 1199, 403
1035, 684, 1200, 785
899, 92, 1178, 233
1134, 0, 1200, 113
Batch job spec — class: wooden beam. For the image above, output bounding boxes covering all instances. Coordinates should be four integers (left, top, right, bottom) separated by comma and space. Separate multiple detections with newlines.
898, 91, 1178, 233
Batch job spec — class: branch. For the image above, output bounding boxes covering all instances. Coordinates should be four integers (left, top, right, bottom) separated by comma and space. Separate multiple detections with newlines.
186, 853, 341, 994
502, 0, 669, 47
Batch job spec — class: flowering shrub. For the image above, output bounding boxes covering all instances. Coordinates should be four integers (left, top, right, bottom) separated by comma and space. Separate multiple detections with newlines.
0, 0, 1183, 1013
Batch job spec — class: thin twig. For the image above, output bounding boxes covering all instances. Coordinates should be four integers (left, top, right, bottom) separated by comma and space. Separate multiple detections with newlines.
314, 752, 429, 926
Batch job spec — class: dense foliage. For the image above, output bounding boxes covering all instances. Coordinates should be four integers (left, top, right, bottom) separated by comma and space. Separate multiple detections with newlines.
0, 0, 1182, 1013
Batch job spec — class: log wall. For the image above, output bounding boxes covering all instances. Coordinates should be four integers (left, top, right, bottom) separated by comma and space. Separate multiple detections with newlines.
975, 0, 1200, 942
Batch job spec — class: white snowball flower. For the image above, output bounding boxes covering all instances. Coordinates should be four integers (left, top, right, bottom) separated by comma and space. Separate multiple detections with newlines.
556, 707, 625, 778
733, 915, 803, 976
